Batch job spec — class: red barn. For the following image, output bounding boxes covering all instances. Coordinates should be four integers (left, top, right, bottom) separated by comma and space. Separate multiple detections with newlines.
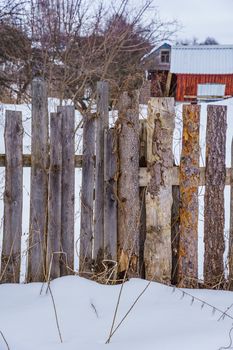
142, 44, 233, 102
171, 45, 233, 101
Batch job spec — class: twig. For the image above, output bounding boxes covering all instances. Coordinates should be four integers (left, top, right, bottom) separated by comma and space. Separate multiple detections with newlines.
47, 284, 63, 344
0, 330, 10, 350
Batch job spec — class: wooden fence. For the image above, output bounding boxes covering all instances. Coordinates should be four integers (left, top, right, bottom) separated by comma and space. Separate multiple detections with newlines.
0, 77, 232, 289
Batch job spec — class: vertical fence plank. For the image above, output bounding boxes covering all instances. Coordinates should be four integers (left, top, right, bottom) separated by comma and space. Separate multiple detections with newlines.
178, 105, 200, 288
1, 111, 23, 283
104, 128, 117, 273
117, 91, 140, 278
80, 113, 95, 276
47, 112, 62, 280
229, 138, 233, 290
144, 97, 175, 283
94, 81, 109, 272
58, 106, 75, 276
27, 78, 49, 282
204, 105, 227, 288
171, 185, 180, 285
139, 120, 147, 278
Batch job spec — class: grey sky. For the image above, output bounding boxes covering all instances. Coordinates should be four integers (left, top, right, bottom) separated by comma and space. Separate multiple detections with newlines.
151, 0, 233, 44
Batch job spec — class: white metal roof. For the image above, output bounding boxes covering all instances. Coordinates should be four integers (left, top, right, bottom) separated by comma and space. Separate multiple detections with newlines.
170, 45, 233, 74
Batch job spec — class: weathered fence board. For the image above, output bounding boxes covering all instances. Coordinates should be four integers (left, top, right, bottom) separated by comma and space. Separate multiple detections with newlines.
204, 105, 227, 288
144, 97, 175, 283
27, 78, 49, 282
178, 105, 200, 288
117, 91, 140, 278
47, 112, 62, 280
229, 138, 233, 290
0, 111, 23, 283
104, 128, 118, 271
58, 106, 75, 276
171, 185, 180, 285
94, 81, 109, 272
79, 113, 95, 275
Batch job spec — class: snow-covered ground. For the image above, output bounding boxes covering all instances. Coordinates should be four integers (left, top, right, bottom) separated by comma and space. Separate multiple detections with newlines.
0, 276, 233, 350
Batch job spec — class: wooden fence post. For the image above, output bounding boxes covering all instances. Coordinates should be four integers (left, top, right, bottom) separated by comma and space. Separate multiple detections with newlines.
58, 106, 75, 276
80, 113, 95, 276
1, 111, 23, 283
178, 105, 200, 288
171, 185, 180, 285
104, 128, 118, 272
204, 105, 227, 288
144, 97, 175, 283
94, 81, 109, 272
27, 78, 49, 282
229, 138, 233, 290
47, 112, 62, 280
117, 91, 140, 278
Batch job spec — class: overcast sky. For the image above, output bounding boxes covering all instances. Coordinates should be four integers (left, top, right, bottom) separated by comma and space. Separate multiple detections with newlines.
151, 0, 233, 44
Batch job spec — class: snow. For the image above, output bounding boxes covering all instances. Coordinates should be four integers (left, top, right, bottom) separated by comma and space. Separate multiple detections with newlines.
0, 276, 232, 350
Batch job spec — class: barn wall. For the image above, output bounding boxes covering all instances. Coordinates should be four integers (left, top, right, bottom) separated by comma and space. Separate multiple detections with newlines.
176, 74, 233, 101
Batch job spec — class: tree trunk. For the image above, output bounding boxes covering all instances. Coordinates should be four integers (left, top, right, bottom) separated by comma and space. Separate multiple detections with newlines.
178, 105, 200, 288
144, 97, 175, 283
204, 105, 227, 288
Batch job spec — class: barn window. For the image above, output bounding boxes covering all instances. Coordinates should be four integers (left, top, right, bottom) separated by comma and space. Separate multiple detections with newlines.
160, 50, 170, 63
197, 84, 226, 100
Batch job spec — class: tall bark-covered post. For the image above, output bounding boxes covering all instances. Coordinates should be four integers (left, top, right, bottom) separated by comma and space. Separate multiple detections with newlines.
178, 105, 200, 288
229, 138, 233, 290
117, 91, 140, 278
80, 112, 95, 276
1, 111, 23, 283
27, 78, 49, 282
58, 106, 75, 276
47, 112, 62, 280
94, 81, 109, 272
171, 185, 180, 285
104, 128, 118, 268
144, 98, 175, 283
204, 105, 227, 288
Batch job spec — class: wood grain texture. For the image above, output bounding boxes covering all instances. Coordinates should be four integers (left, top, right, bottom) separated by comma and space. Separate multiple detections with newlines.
144, 97, 175, 283
204, 105, 227, 288
79, 113, 95, 275
117, 91, 140, 278
229, 138, 233, 290
58, 106, 75, 276
47, 112, 62, 280
93, 81, 109, 272
104, 128, 118, 271
1, 111, 23, 283
27, 78, 49, 282
178, 105, 200, 288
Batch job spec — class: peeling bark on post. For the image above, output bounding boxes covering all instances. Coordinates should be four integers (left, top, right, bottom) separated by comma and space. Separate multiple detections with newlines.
117, 91, 140, 278
47, 112, 62, 280
144, 97, 175, 283
178, 105, 200, 288
204, 105, 227, 288
27, 78, 49, 282
104, 128, 117, 273
229, 138, 233, 290
58, 106, 75, 276
94, 81, 109, 272
80, 113, 95, 276
1, 111, 23, 283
